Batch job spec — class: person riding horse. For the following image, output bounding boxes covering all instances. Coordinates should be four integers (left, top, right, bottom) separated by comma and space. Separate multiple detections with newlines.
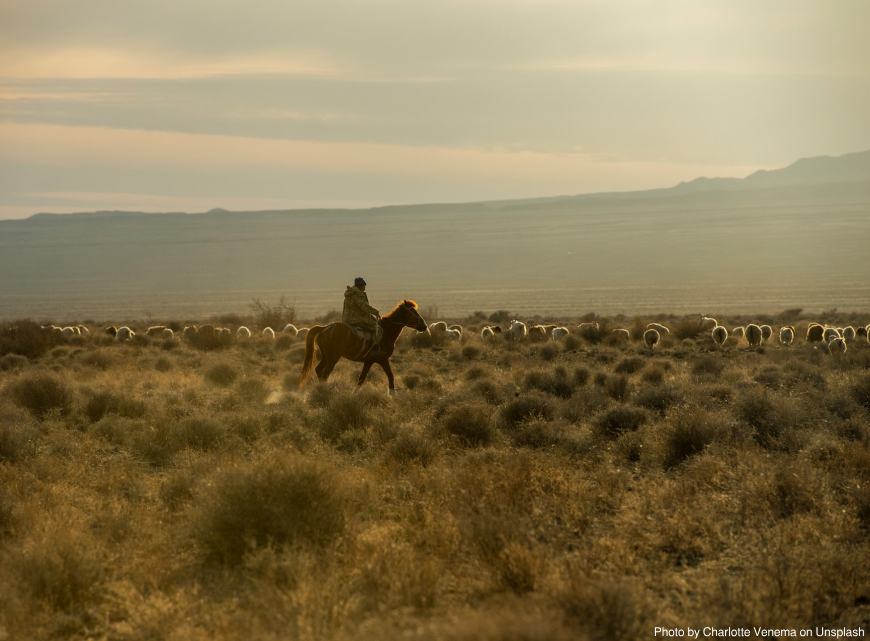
342, 277, 382, 354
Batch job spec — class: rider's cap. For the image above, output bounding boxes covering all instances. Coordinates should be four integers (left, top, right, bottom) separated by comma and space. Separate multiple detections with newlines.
354, 276, 366, 287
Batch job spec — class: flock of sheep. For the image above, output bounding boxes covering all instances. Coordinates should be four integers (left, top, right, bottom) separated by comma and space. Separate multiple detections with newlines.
42, 316, 870, 355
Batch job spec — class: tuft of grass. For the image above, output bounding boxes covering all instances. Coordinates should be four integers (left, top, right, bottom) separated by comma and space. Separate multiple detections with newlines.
735, 388, 794, 448
523, 367, 574, 398
0, 321, 59, 358
0, 421, 37, 463
500, 394, 555, 428
662, 407, 719, 468
204, 363, 238, 387
461, 345, 481, 360
190, 456, 347, 565
0, 353, 28, 371
633, 385, 682, 414
691, 356, 724, 378
604, 374, 630, 401
614, 357, 645, 375
9, 373, 73, 419
387, 430, 438, 466
559, 576, 649, 641
595, 405, 647, 437
442, 404, 496, 446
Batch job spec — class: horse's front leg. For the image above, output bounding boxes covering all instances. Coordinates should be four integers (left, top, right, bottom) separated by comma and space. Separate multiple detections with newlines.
357, 361, 373, 386
378, 359, 396, 394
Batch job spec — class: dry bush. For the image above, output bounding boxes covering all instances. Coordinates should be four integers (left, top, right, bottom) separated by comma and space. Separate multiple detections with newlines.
0, 420, 37, 463
189, 455, 348, 565
8, 373, 73, 419
204, 362, 238, 387
500, 393, 555, 428
604, 374, 630, 401
614, 357, 645, 375
83, 390, 146, 423
641, 366, 664, 385
249, 297, 296, 330
852, 373, 870, 411
558, 576, 650, 641
387, 430, 438, 466
441, 404, 496, 446
237, 377, 270, 403
633, 384, 683, 414
672, 316, 705, 339
691, 356, 724, 378
471, 380, 503, 405
523, 367, 573, 398
734, 388, 797, 448
595, 405, 647, 437
0, 320, 59, 358
462, 345, 481, 360
661, 407, 721, 468
0, 353, 28, 371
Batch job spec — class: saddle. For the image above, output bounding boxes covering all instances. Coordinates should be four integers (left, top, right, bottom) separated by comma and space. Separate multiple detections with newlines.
346, 324, 379, 359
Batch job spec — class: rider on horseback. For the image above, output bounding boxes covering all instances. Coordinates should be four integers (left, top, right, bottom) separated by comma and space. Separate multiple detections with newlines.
342, 277, 382, 354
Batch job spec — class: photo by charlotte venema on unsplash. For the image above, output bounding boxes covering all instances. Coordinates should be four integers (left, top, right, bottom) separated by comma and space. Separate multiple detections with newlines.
0, 2, 868, 640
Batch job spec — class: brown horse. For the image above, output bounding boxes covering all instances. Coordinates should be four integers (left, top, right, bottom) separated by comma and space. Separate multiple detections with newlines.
299, 300, 427, 392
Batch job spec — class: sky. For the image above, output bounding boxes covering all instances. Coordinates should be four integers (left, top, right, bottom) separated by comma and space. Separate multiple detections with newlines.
1, 0, 869, 220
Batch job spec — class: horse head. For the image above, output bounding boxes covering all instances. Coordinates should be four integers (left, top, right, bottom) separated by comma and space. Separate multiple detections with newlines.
384, 299, 427, 332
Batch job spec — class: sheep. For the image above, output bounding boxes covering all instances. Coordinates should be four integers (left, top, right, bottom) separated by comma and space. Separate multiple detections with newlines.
856, 326, 868, 339
805, 323, 824, 343
528, 325, 548, 341
76, 325, 90, 335
577, 321, 599, 331
542, 324, 557, 336
610, 328, 631, 340
448, 324, 463, 334
551, 327, 570, 341
262, 327, 276, 339
823, 327, 841, 343
445, 328, 462, 341
236, 326, 252, 338
732, 326, 745, 339
828, 337, 847, 355
219, 327, 232, 336
507, 320, 528, 341
643, 328, 660, 350
481, 326, 495, 341
104, 325, 118, 337
282, 323, 299, 336
842, 326, 856, 341
779, 326, 795, 346
701, 316, 718, 329
711, 325, 728, 347
490, 326, 503, 334
161, 328, 175, 340
745, 324, 763, 347
146, 325, 167, 336
61, 326, 77, 338
116, 326, 135, 341
428, 321, 448, 334
297, 328, 310, 338
646, 322, 670, 335
182, 325, 198, 338
760, 325, 773, 343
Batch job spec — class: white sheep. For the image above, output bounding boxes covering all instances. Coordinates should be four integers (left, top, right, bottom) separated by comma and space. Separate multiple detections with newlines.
745, 324, 763, 347
262, 327, 276, 339
236, 326, 252, 338
823, 327, 841, 343
577, 321, 599, 331
760, 325, 773, 343
428, 321, 448, 334
856, 325, 868, 339
779, 326, 795, 346
481, 326, 495, 341
701, 316, 718, 329
528, 325, 548, 341
827, 337, 847, 354
161, 328, 175, 340
182, 325, 198, 338
806, 323, 824, 343
297, 328, 310, 338
508, 320, 528, 341
282, 323, 299, 336
76, 325, 90, 335
445, 328, 462, 341
646, 322, 670, 335
61, 326, 77, 338
643, 328, 660, 350
731, 326, 745, 339
116, 326, 135, 341
551, 327, 570, 341
842, 326, 856, 341
448, 324, 463, 335
611, 328, 631, 340
712, 325, 728, 347
146, 325, 167, 336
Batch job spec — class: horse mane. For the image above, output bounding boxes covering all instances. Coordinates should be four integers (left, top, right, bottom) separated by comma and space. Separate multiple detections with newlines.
384, 299, 418, 318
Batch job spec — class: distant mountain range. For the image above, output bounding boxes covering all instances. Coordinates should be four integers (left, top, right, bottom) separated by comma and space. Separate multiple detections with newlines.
3, 149, 869, 319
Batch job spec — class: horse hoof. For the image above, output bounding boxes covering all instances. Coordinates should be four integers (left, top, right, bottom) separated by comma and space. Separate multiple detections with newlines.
388, 388, 398, 397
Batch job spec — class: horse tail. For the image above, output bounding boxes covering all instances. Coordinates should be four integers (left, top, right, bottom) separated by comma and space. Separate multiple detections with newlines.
299, 325, 327, 387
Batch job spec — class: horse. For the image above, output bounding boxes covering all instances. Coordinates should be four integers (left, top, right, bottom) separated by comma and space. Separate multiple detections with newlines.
299, 299, 427, 393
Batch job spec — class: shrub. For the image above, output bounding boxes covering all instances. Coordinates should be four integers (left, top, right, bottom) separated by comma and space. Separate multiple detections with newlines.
0, 321, 58, 358
274, 335, 294, 351
154, 356, 172, 372
634, 385, 682, 414
442, 404, 495, 446
9, 528, 105, 612
691, 356, 724, 378
190, 456, 347, 565
494, 542, 540, 594
614, 357, 645, 375
595, 405, 647, 437
388, 431, 437, 466
852, 374, 870, 411
604, 374, 630, 401
488, 310, 511, 323
510, 418, 568, 449
237, 378, 269, 403
523, 368, 573, 399
472, 380, 502, 405
538, 344, 558, 361
559, 576, 649, 641
84, 391, 147, 423
0, 353, 27, 371
462, 345, 481, 360
572, 367, 590, 386
205, 363, 238, 387
0, 421, 37, 463
754, 365, 783, 389
249, 296, 296, 330
662, 408, 718, 468
641, 367, 664, 385
464, 366, 488, 381
673, 317, 705, 340
735, 389, 794, 447
500, 394, 555, 428
9, 373, 73, 419
173, 417, 225, 450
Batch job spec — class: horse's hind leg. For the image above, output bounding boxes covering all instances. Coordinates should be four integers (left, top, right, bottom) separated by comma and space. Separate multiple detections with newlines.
316, 355, 340, 381
357, 361, 373, 386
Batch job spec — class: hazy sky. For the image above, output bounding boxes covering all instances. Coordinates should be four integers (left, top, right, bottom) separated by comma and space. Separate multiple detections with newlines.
1, 0, 869, 219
